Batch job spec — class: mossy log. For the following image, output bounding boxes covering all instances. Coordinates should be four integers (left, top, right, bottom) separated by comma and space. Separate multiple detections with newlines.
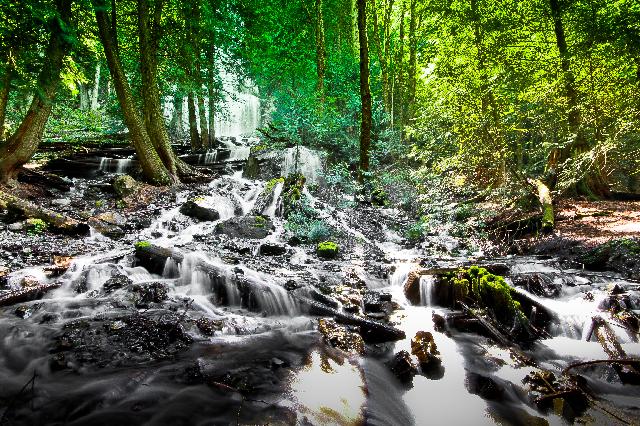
0, 191, 89, 234
0, 283, 61, 307
588, 316, 640, 384
532, 179, 554, 232
134, 243, 405, 343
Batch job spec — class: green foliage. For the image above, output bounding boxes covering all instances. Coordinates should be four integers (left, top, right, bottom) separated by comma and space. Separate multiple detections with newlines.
316, 241, 339, 259
26, 219, 48, 235
285, 210, 331, 243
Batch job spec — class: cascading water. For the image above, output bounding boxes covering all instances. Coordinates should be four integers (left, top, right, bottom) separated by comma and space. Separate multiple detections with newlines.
283, 146, 323, 184
98, 157, 134, 174
262, 181, 283, 217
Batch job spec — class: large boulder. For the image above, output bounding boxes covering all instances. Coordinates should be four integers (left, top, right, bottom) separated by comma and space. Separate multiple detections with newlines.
180, 200, 220, 222
112, 175, 138, 198
215, 215, 272, 239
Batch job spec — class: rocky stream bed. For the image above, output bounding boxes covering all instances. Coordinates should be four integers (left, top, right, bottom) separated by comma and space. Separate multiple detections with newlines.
1, 140, 639, 425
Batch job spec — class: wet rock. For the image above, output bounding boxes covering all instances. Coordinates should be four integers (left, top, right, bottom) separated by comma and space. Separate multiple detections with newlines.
131, 282, 168, 308
432, 312, 446, 333
8, 222, 24, 231
259, 243, 287, 256
15, 305, 34, 319
195, 317, 223, 336
467, 372, 504, 401
51, 198, 71, 207
180, 200, 220, 222
216, 215, 272, 239
403, 271, 421, 305
243, 155, 261, 179
318, 318, 365, 354
52, 312, 193, 369
363, 291, 382, 312
411, 331, 442, 373
103, 274, 133, 293
112, 174, 138, 198
388, 350, 418, 384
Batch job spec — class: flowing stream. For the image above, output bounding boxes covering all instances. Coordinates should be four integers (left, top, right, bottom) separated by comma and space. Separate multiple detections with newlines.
1, 143, 639, 425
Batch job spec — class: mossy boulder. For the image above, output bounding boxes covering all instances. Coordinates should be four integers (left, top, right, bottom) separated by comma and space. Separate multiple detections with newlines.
579, 238, 640, 280
316, 241, 339, 259
242, 155, 261, 179
112, 175, 138, 198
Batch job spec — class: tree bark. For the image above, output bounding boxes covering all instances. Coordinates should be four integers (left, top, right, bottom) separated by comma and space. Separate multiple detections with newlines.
90, 63, 101, 110
357, 0, 372, 183
0, 67, 11, 140
315, 0, 327, 101
0, 0, 72, 183
137, 0, 189, 179
394, 0, 407, 128
170, 93, 185, 139
207, 43, 216, 145
94, 0, 172, 185
406, 0, 417, 122
546, 0, 608, 197
371, 0, 392, 113
187, 91, 200, 151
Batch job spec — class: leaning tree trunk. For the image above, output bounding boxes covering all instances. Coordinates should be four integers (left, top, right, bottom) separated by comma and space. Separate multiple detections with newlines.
357, 0, 372, 183
137, 0, 190, 180
0, 0, 72, 184
90, 63, 101, 110
406, 0, 417, 123
94, 0, 172, 185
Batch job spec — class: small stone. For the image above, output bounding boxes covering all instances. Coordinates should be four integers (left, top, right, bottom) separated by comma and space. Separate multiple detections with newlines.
318, 318, 365, 354
259, 243, 287, 256
8, 222, 24, 231
52, 198, 71, 207
388, 350, 418, 384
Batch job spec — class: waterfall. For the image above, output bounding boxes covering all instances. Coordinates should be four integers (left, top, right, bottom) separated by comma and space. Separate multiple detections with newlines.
262, 182, 283, 217
99, 158, 133, 174
419, 276, 435, 306
282, 146, 323, 184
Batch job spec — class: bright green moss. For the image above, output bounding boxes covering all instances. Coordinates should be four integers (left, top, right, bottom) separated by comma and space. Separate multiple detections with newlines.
265, 177, 284, 193
135, 241, 151, 250
316, 241, 339, 259
443, 266, 526, 326
26, 219, 48, 235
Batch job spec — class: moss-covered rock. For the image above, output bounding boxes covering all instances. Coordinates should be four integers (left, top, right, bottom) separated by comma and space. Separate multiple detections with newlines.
112, 175, 138, 198
441, 266, 526, 327
579, 238, 640, 280
316, 241, 339, 259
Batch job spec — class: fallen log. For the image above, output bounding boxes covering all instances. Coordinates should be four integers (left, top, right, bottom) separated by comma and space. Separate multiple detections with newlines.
135, 244, 405, 343
297, 296, 405, 343
0, 192, 89, 235
589, 316, 640, 384
17, 169, 72, 192
0, 283, 61, 307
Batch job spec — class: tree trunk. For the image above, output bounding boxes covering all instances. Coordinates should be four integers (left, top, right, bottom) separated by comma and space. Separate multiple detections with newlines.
90, 63, 101, 110
137, 0, 188, 179
372, 0, 392, 113
546, 0, 608, 196
357, 0, 372, 182
197, 93, 209, 149
0, 0, 72, 183
394, 0, 407, 128
315, 0, 327, 101
170, 93, 185, 139
187, 91, 200, 151
0, 68, 11, 140
93, 0, 172, 185
79, 83, 90, 110
406, 0, 417, 123
207, 43, 216, 145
